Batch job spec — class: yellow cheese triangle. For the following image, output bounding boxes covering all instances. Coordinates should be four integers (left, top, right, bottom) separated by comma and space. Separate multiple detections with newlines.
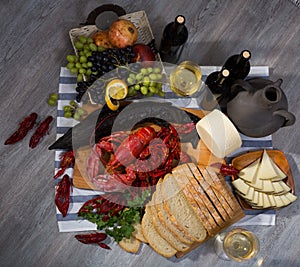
272, 181, 286, 194
269, 159, 286, 180
257, 150, 278, 180
262, 193, 271, 208
261, 179, 275, 193
239, 158, 260, 183
232, 178, 250, 195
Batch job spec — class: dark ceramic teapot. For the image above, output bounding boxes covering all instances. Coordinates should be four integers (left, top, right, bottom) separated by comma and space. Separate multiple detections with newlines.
226, 78, 295, 137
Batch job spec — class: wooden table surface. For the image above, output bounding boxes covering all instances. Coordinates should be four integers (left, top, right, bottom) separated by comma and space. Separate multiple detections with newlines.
1, 0, 300, 266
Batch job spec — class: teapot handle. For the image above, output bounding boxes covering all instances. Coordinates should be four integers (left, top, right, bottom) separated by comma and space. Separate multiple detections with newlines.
230, 79, 253, 95
273, 109, 296, 127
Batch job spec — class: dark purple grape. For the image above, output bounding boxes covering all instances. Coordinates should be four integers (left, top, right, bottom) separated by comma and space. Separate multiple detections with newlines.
76, 93, 83, 102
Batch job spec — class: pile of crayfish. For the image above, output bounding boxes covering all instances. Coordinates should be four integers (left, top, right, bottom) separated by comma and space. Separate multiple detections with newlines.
87, 122, 196, 192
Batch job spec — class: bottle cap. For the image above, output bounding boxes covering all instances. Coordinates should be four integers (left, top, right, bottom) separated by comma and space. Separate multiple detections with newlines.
242, 50, 251, 59
176, 15, 185, 24
221, 69, 230, 77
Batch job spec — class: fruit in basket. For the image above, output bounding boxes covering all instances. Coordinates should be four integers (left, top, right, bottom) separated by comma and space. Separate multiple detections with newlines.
93, 31, 113, 49
108, 19, 138, 48
132, 44, 156, 67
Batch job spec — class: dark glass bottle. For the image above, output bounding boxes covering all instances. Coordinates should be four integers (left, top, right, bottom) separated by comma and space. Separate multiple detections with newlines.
205, 68, 231, 94
203, 68, 231, 112
223, 50, 251, 81
159, 15, 188, 64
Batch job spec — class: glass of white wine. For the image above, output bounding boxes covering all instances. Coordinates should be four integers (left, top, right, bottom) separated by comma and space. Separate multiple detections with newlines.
214, 228, 260, 262
169, 61, 202, 96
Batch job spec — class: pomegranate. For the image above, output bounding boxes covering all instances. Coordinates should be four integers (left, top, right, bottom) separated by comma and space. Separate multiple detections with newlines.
108, 19, 138, 48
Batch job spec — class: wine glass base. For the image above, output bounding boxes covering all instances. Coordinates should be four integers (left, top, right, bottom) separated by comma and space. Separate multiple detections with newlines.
214, 233, 231, 261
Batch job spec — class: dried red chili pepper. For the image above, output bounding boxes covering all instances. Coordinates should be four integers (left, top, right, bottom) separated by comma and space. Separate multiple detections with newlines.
29, 116, 53, 148
54, 150, 75, 179
4, 113, 38, 145
98, 243, 111, 250
75, 232, 107, 244
55, 174, 71, 217
78, 196, 104, 215
213, 163, 239, 176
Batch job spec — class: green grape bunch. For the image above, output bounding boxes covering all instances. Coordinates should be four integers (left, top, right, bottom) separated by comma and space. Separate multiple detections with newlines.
126, 66, 165, 98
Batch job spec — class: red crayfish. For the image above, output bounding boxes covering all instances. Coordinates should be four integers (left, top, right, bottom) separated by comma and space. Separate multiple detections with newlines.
4, 113, 38, 145
29, 116, 53, 148
87, 122, 195, 192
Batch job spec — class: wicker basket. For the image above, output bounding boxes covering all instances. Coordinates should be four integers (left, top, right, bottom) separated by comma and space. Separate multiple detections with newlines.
69, 4, 162, 62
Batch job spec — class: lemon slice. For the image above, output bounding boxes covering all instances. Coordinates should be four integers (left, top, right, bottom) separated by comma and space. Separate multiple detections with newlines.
105, 79, 128, 110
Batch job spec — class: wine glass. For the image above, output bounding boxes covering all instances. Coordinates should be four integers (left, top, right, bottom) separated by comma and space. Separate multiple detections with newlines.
214, 228, 260, 262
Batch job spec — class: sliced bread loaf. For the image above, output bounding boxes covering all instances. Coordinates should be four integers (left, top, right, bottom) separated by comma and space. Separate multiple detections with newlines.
205, 166, 244, 214
196, 165, 231, 222
141, 206, 177, 258
171, 165, 219, 236
187, 163, 226, 227
161, 174, 207, 243
149, 190, 191, 252
154, 179, 194, 245
200, 167, 236, 219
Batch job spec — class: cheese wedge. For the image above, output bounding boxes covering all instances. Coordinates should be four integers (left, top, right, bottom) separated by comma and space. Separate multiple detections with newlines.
238, 158, 260, 183
268, 195, 276, 207
262, 193, 272, 208
256, 150, 278, 180
272, 181, 286, 194
252, 190, 259, 205
273, 181, 291, 195
273, 195, 285, 207
270, 158, 286, 180
285, 192, 297, 202
244, 186, 255, 201
232, 179, 250, 195
257, 192, 264, 207
261, 179, 275, 193
246, 174, 263, 190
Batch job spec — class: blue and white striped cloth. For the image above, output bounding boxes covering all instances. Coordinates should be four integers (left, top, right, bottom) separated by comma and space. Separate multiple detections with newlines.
55, 66, 275, 232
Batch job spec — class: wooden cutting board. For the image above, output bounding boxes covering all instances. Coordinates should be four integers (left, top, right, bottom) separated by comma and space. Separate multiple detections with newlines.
72, 108, 225, 190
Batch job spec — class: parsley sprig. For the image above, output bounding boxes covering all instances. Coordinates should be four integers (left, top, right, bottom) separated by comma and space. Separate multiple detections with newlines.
78, 189, 151, 243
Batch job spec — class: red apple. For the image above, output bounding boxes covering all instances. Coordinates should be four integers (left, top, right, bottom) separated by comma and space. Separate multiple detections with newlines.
132, 44, 156, 67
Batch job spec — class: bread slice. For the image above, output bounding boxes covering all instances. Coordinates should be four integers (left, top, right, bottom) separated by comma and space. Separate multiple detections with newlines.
170, 165, 218, 236
141, 206, 177, 258
202, 168, 236, 219
149, 192, 190, 252
198, 167, 231, 221
118, 236, 141, 253
178, 163, 224, 228
205, 166, 244, 213
131, 222, 147, 243
186, 163, 226, 227
161, 174, 207, 243
154, 179, 194, 245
